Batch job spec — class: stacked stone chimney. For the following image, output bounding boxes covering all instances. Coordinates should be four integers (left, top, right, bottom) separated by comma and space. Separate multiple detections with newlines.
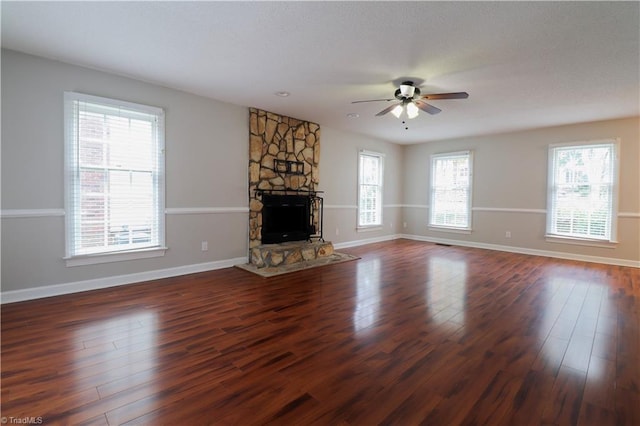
248, 108, 320, 249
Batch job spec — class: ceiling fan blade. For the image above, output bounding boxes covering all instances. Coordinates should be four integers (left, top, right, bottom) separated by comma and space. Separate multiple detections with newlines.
351, 98, 395, 104
376, 102, 402, 116
421, 92, 469, 100
414, 100, 441, 115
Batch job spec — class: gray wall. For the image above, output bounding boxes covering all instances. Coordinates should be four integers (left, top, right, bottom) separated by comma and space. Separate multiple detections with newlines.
1, 49, 249, 293
2, 49, 638, 300
1, 49, 400, 298
402, 117, 640, 263
319, 126, 404, 245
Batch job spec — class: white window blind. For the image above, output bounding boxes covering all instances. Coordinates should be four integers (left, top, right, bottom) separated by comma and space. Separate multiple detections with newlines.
64, 92, 165, 259
358, 151, 384, 227
547, 141, 618, 242
430, 151, 472, 230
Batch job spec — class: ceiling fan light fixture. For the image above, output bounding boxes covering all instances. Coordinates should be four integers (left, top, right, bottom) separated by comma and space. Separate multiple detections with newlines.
406, 102, 419, 119
351, 81, 468, 118
399, 82, 415, 98
391, 104, 404, 118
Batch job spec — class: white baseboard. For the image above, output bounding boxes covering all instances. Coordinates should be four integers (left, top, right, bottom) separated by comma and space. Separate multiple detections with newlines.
1, 256, 248, 304
399, 234, 640, 268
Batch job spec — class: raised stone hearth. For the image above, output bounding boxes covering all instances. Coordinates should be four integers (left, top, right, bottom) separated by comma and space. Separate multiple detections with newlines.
251, 240, 334, 269
237, 240, 358, 278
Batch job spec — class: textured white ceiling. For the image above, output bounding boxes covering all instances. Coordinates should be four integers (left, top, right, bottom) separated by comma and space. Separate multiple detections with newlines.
2, 1, 638, 144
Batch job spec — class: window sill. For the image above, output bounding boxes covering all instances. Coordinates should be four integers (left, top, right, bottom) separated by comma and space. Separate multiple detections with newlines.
65, 246, 168, 267
428, 226, 472, 235
357, 225, 383, 232
545, 235, 617, 249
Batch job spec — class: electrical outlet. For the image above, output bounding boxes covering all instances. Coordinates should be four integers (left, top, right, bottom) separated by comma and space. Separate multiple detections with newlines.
505, 231, 511, 238
403, 222, 407, 228
335, 228, 339, 236
201, 241, 208, 251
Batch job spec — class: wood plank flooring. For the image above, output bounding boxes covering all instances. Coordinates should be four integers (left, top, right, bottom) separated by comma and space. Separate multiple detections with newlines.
2, 239, 639, 425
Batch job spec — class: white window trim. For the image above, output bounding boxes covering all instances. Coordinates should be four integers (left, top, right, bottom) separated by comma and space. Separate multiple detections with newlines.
64, 92, 167, 266
357, 225, 385, 231
545, 138, 619, 245
429, 150, 474, 232
357, 149, 385, 230
544, 234, 617, 249
64, 246, 168, 267
428, 225, 473, 235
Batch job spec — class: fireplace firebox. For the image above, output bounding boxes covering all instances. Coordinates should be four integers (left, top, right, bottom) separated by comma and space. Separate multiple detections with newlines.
257, 190, 324, 244
261, 194, 311, 244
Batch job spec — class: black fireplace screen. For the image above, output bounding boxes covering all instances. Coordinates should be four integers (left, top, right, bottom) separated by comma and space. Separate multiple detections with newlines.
261, 194, 312, 244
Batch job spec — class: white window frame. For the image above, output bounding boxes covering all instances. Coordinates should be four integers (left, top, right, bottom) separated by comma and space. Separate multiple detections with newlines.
429, 150, 473, 233
357, 150, 384, 229
64, 92, 167, 266
546, 139, 619, 247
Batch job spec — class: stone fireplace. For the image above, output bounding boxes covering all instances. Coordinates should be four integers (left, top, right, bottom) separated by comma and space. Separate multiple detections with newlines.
248, 108, 333, 268
248, 108, 320, 247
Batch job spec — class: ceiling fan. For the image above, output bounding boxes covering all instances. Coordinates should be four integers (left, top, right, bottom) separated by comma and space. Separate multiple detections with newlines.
352, 81, 468, 119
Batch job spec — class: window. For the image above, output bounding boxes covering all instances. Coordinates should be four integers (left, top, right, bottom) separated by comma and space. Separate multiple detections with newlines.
429, 151, 473, 231
358, 151, 384, 228
64, 92, 165, 264
547, 140, 618, 244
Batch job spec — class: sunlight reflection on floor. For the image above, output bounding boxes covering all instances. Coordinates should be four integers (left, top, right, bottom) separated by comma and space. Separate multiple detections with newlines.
353, 258, 381, 332
74, 312, 158, 396
426, 256, 467, 327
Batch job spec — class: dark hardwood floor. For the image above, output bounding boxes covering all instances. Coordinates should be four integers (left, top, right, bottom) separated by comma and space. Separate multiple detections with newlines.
2, 239, 639, 425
